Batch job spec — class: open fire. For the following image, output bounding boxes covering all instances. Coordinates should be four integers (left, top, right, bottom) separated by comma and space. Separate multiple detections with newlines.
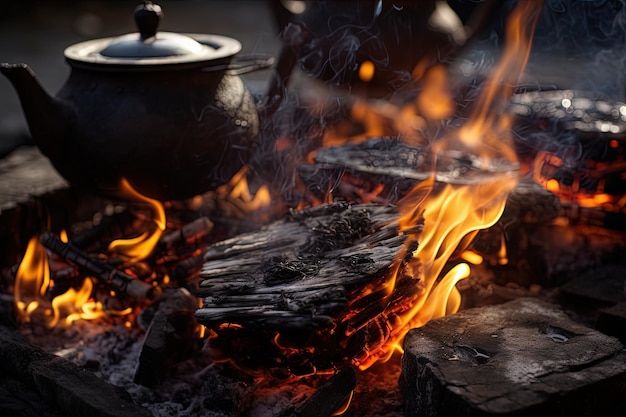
2, 1, 626, 416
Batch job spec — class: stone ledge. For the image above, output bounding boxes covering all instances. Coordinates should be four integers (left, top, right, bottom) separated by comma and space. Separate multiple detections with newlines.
400, 297, 626, 417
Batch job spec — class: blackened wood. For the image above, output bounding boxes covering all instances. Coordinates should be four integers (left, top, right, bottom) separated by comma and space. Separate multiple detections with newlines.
0, 376, 61, 417
39, 232, 158, 301
134, 288, 200, 387
0, 325, 152, 417
400, 297, 626, 417
298, 137, 430, 203
196, 202, 407, 330
69, 209, 136, 251
158, 216, 213, 250
298, 137, 557, 224
196, 202, 416, 375
171, 253, 206, 283
295, 368, 357, 417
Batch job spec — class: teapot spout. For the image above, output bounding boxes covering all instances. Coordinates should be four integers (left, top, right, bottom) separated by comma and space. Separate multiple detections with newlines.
0, 63, 74, 159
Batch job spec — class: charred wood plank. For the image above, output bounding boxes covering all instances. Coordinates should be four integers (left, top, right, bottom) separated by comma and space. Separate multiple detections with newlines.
0, 325, 152, 417
298, 137, 430, 203
298, 137, 558, 222
196, 202, 416, 376
196, 202, 406, 330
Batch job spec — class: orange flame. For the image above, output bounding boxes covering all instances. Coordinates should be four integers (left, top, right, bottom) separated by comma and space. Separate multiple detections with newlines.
107, 178, 166, 262
217, 167, 272, 211
346, 0, 542, 370
417, 65, 455, 120
14, 236, 106, 327
14, 236, 49, 323
453, 0, 541, 164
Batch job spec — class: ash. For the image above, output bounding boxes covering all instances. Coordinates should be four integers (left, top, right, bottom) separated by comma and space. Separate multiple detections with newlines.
21, 319, 238, 417
20, 317, 403, 416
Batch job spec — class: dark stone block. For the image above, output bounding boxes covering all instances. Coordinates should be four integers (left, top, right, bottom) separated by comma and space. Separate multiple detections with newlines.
597, 301, 626, 344
559, 264, 626, 307
400, 298, 626, 417
0, 325, 152, 417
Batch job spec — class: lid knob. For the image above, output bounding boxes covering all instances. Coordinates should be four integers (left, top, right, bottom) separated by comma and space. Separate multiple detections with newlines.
135, 1, 163, 40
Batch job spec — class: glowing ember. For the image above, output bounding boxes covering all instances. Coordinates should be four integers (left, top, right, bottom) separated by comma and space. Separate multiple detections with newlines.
534, 151, 626, 214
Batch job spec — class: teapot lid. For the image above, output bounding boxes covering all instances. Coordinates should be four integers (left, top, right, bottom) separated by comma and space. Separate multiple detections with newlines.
64, 1, 241, 70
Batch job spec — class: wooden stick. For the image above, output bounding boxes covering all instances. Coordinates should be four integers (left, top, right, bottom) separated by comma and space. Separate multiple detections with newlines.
39, 232, 158, 301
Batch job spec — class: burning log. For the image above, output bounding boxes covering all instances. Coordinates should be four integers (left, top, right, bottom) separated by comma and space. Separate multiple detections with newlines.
298, 137, 432, 203
298, 137, 559, 221
0, 325, 152, 417
196, 202, 417, 377
69, 208, 137, 251
39, 232, 159, 301
158, 216, 214, 251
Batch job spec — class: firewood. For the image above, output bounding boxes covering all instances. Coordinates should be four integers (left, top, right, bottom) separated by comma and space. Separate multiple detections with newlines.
69, 209, 136, 251
196, 202, 417, 376
298, 137, 432, 203
39, 232, 159, 301
158, 216, 214, 250
298, 137, 559, 223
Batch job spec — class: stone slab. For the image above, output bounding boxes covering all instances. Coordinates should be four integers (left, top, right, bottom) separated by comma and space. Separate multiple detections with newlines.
400, 297, 626, 417
597, 301, 626, 344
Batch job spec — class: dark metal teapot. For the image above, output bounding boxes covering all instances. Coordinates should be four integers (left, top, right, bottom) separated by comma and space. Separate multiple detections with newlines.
1, 1, 267, 201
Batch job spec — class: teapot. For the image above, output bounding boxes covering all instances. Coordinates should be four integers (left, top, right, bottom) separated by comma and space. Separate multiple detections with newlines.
1, 1, 275, 201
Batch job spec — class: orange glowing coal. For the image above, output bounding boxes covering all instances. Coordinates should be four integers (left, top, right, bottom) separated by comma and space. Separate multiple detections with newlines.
14, 236, 106, 327
534, 151, 626, 215
319, 0, 543, 371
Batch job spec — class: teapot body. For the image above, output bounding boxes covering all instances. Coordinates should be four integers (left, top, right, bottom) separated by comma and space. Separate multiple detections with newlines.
50, 66, 258, 201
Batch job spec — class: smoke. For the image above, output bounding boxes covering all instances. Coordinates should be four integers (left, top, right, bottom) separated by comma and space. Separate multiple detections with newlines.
451, 0, 626, 194
251, 1, 626, 205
